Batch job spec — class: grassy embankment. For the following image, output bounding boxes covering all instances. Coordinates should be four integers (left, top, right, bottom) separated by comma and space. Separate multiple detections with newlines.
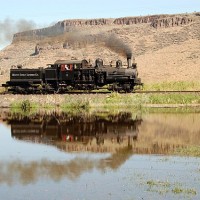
4, 81, 200, 112
9, 91, 200, 113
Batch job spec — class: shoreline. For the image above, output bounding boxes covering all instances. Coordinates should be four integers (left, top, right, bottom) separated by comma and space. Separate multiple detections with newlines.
0, 93, 200, 110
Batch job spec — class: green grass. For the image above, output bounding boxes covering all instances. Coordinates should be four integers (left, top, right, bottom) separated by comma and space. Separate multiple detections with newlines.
96, 93, 148, 109
147, 180, 170, 188
61, 96, 90, 110
147, 93, 200, 104
144, 81, 200, 91
99, 93, 200, 107
146, 180, 197, 196
11, 99, 39, 112
173, 146, 200, 157
172, 187, 197, 195
11, 100, 42, 115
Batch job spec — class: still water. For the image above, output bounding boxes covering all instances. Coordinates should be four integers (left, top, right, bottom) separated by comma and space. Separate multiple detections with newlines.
0, 110, 200, 200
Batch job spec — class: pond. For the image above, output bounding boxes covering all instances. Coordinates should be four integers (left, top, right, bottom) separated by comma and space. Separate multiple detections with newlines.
0, 110, 200, 200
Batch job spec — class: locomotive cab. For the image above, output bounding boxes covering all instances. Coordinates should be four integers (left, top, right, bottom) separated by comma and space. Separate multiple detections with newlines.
53, 60, 85, 82
44, 59, 95, 91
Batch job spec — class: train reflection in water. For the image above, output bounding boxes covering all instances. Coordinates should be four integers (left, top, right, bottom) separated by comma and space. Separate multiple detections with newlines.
4, 111, 200, 155
9, 112, 142, 153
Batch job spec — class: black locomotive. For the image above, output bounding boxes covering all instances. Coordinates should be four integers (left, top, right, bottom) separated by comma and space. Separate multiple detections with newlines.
2, 56, 142, 94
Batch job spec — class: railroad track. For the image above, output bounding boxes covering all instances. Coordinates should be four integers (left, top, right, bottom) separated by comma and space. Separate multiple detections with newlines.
0, 90, 200, 95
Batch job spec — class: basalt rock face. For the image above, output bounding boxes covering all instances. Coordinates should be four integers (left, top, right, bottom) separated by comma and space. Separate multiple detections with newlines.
12, 14, 195, 42
113, 15, 166, 25
113, 15, 193, 27
13, 23, 64, 42
12, 19, 113, 42
60, 18, 112, 27
151, 16, 193, 28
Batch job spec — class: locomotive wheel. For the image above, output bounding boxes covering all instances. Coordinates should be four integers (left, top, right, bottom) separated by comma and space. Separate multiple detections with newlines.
123, 84, 133, 93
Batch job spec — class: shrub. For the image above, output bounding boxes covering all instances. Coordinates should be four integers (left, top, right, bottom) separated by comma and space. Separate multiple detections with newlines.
21, 100, 31, 111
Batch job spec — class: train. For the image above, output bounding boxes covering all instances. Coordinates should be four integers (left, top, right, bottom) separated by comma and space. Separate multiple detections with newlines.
2, 55, 142, 94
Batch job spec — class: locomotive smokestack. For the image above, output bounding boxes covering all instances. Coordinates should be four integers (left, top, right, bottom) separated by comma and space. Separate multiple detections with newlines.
127, 54, 132, 68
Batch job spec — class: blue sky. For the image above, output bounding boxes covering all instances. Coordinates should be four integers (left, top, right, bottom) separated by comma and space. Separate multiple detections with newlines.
1, 0, 199, 24
0, 0, 200, 49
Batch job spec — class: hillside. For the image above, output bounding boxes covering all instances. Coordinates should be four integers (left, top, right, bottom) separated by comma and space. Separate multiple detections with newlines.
0, 12, 200, 85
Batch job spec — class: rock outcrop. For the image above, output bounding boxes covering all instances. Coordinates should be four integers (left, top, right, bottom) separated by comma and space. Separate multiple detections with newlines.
60, 18, 112, 27
113, 15, 164, 25
13, 23, 64, 42
151, 16, 193, 28
12, 13, 195, 42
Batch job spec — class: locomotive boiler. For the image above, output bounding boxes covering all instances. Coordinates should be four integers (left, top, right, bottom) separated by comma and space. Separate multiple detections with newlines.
2, 56, 142, 94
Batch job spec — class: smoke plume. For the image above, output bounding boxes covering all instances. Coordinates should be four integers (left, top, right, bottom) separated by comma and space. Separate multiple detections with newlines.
0, 18, 36, 45
63, 31, 133, 58
103, 34, 132, 58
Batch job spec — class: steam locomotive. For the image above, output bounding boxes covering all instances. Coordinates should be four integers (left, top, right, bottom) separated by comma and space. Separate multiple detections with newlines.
2, 56, 142, 94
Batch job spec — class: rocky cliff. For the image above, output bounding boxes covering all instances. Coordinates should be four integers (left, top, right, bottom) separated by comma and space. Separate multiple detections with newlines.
12, 13, 195, 42
13, 23, 64, 42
